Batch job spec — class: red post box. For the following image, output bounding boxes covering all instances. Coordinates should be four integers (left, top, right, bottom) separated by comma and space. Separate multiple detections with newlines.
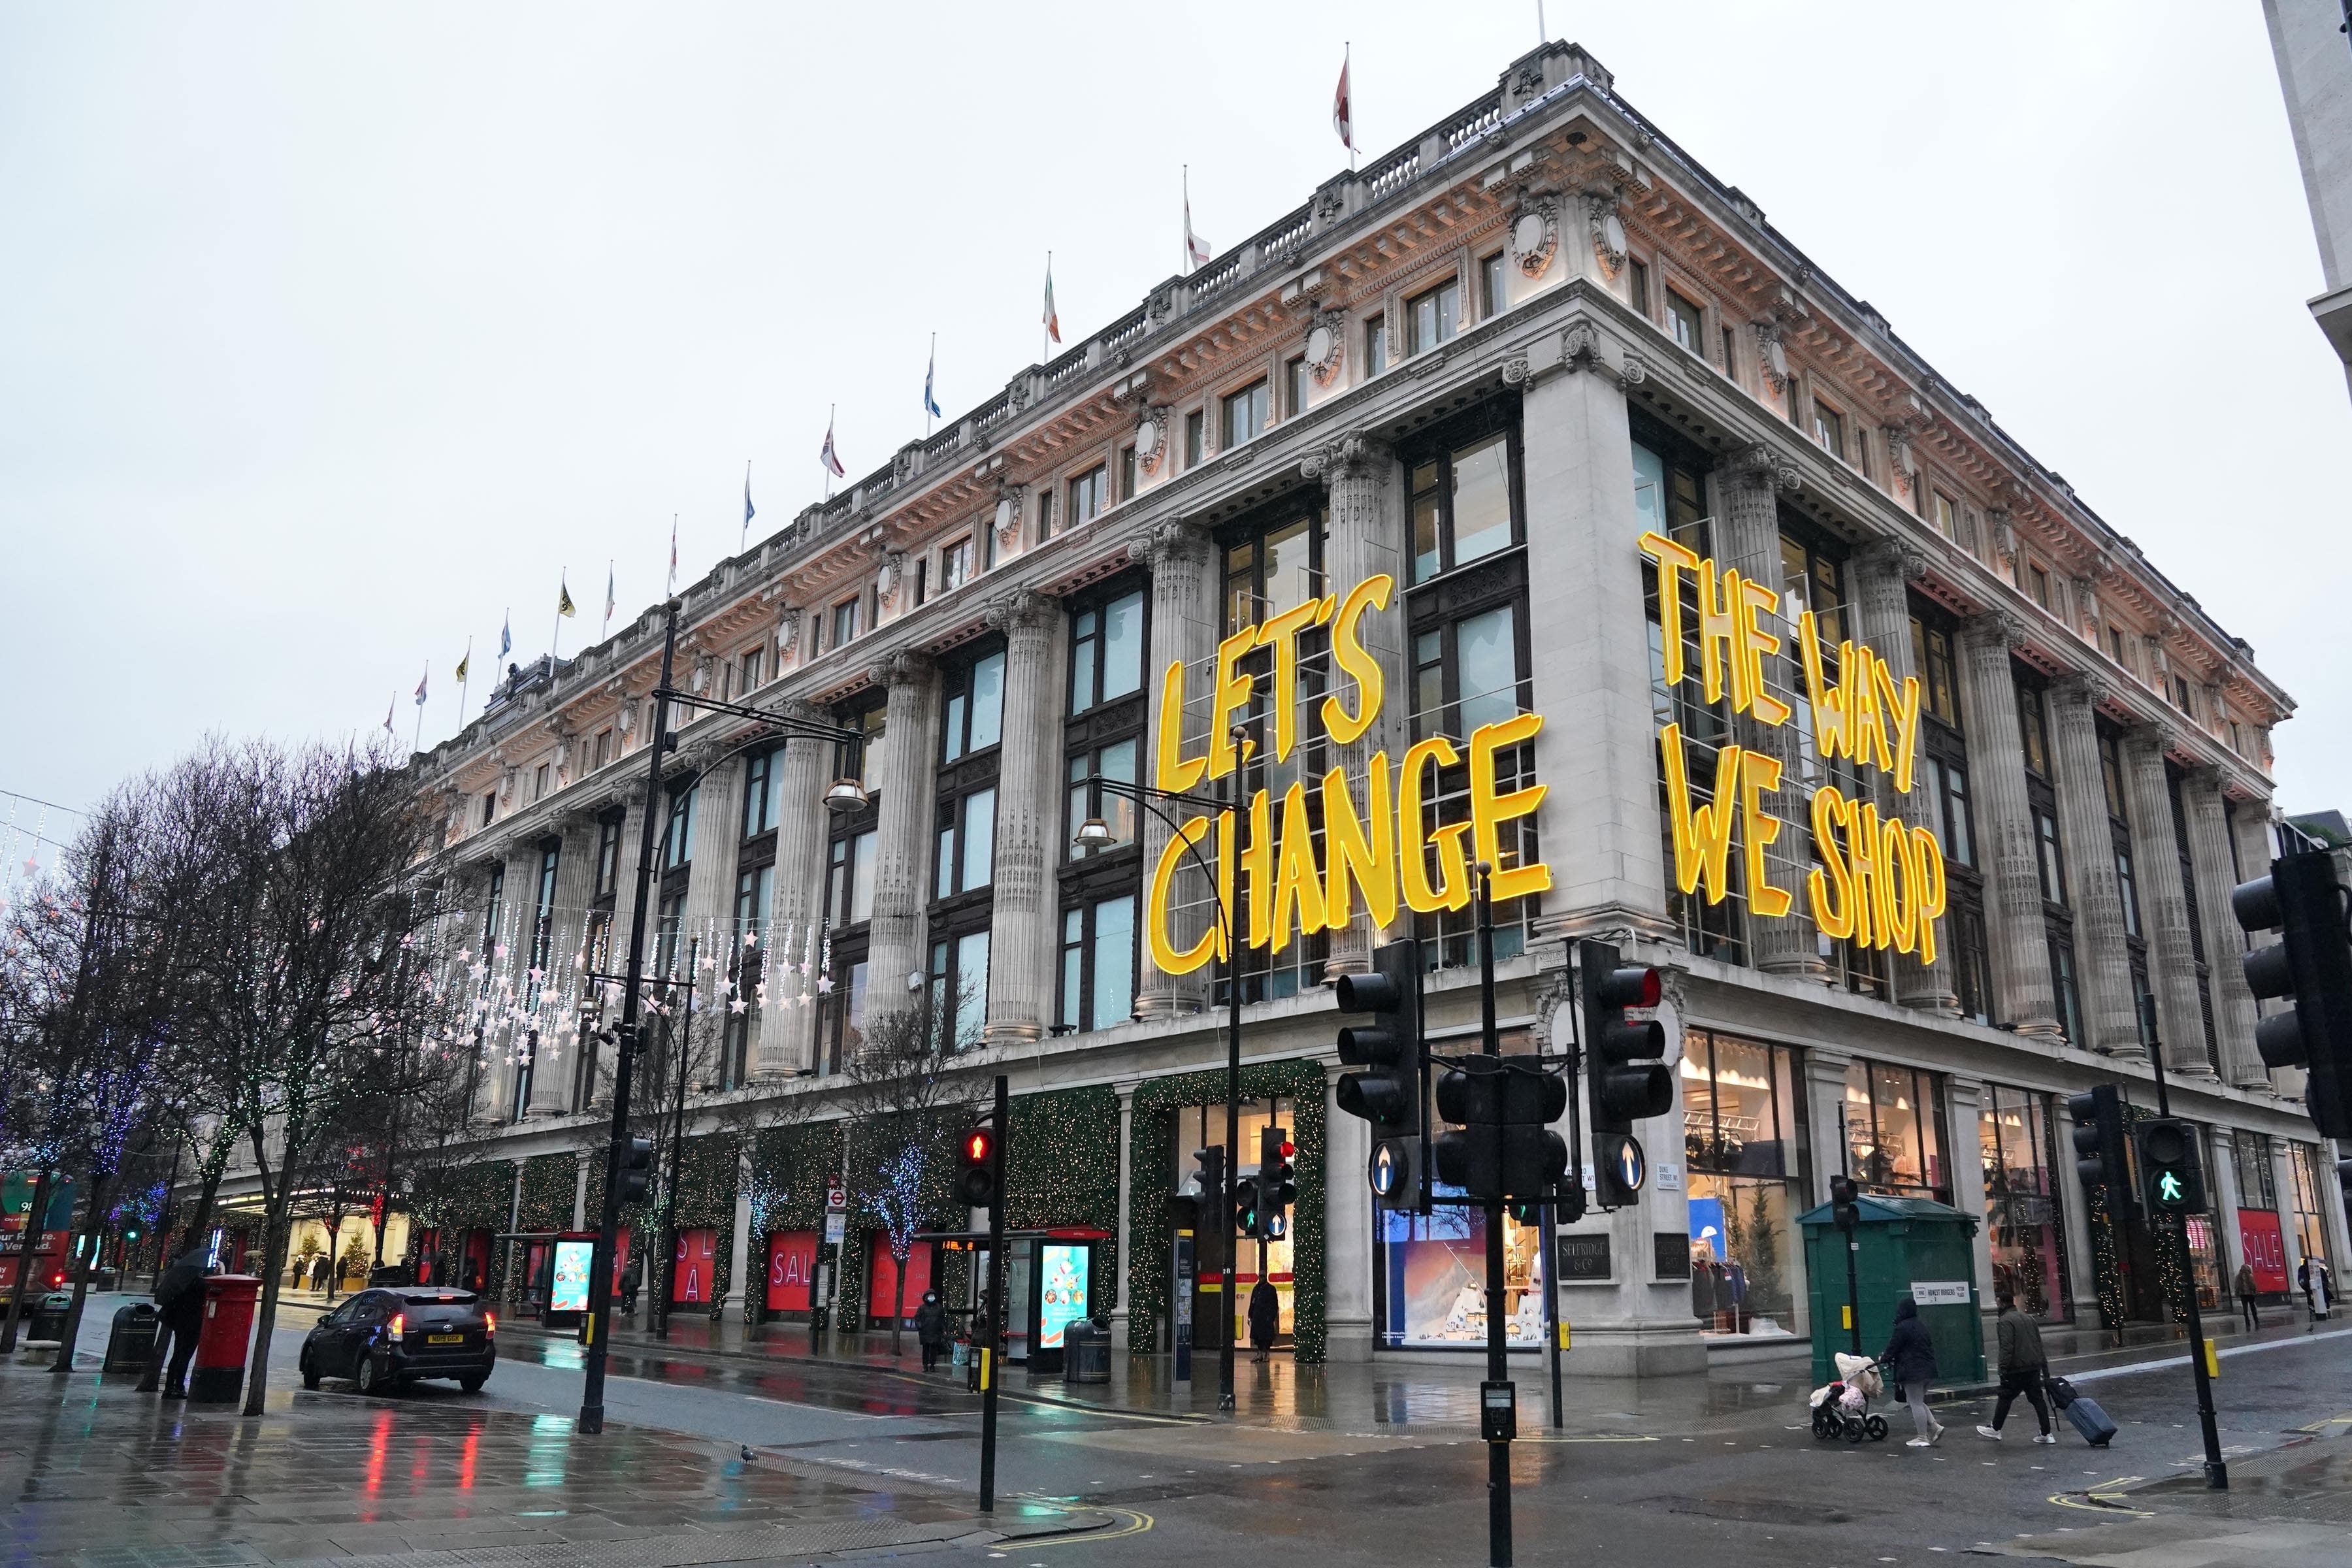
188, 1275, 260, 1403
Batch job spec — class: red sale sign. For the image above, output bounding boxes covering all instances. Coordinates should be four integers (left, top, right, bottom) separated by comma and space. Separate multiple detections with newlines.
2238, 1209, 2289, 1294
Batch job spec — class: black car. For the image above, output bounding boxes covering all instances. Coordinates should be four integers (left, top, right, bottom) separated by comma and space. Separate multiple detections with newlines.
300, 1286, 496, 1394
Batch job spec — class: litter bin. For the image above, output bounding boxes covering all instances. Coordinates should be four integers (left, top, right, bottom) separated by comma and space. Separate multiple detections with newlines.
1064, 1318, 1110, 1384
27, 1291, 74, 1344
188, 1275, 261, 1403
103, 1303, 161, 1374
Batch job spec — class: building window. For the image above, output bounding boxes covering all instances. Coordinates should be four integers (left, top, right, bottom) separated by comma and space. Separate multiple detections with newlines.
926, 929, 990, 1052
1065, 741, 1139, 859
1036, 486, 1055, 540
1284, 355, 1307, 419
1480, 251, 1505, 318
2017, 683, 2052, 778
740, 646, 764, 693
1844, 1060, 1950, 1204
830, 597, 860, 650
593, 728, 613, 770
1220, 381, 1269, 450
2108, 625, 2131, 669
2233, 1130, 2278, 1211
1953, 906, 1993, 1025
1626, 257, 1650, 314
594, 815, 621, 900
1681, 1028, 1808, 1337
1363, 314, 1387, 378
1184, 408, 1205, 467
817, 957, 868, 1073
739, 748, 778, 840
2034, 808, 2065, 903
1929, 489, 1957, 542
533, 762, 550, 802
1921, 756, 1974, 868
661, 782, 696, 871
1059, 894, 1136, 1033
827, 829, 877, 925
933, 786, 997, 899
2050, 937, 2083, 1045
939, 535, 975, 595
1069, 590, 1145, 715
1223, 506, 1326, 635
1908, 619, 1958, 727
1405, 277, 1460, 356
1980, 1085, 2072, 1320
2115, 843, 2142, 938
2173, 674, 2195, 714
2289, 1143, 2332, 1267
1067, 464, 1108, 529
1665, 287, 1704, 354
1409, 426, 1518, 583
941, 649, 1006, 764
1720, 324, 1738, 374
1119, 444, 1137, 502
481, 790, 497, 827
1812, 400, 1846, 461
2029, 563, 2053, 612
726, 862, 772, 1086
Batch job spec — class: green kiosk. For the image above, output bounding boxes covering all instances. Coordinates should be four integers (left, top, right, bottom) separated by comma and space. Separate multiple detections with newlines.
1799, 1194, 1985, 1390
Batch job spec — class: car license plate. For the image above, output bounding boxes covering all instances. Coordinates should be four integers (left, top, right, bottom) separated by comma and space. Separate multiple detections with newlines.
427, 1333, 465, 1345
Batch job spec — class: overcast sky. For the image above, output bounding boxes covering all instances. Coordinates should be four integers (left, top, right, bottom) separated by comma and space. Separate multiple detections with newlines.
4, 1, 2345, 875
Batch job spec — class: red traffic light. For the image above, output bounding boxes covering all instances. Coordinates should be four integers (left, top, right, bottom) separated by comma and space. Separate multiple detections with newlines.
1598, 964, 1661, 1009
1279, 1139, 1295, 1159
962, 1128, 994, 1165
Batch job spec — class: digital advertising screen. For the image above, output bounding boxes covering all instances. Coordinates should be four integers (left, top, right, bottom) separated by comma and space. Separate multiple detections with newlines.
1036, 1243, 1090, 1350
549, 1238, 595, 1314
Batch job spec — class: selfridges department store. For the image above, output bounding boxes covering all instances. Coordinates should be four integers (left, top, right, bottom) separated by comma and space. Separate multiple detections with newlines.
295, 42, 2341, 1371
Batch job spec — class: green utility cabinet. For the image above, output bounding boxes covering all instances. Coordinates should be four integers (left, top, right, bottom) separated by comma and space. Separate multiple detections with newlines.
1799, 1194, 1985, 1390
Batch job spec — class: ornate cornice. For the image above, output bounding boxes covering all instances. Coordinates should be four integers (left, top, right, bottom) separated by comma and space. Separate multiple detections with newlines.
2048, 670, 2112, 710
1126, 517, 1210, 570
1299, 431, 1386, 485
1727, 442, 1802, 495
985, 587, 1060, 634
869, 650, 934, 692
1958, 610, 2025, 653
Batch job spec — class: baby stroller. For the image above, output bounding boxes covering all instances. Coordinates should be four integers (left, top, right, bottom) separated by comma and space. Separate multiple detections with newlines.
1808, 1352, 1890, 1443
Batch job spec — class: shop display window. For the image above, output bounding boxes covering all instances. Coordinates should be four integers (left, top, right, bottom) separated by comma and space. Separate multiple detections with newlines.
1844, 1059, 1950, 1204
1170, 1098, 1298, 1345
1375, 1203, 1547, 1350
1978, 1085, 2070, 1320
1680, 1029, 1806, 1337
2290, 1142, 2334, 1268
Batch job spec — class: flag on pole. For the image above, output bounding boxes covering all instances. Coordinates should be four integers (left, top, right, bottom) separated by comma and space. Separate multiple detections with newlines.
820, 409, 846, 478
498, 611, 512, 659
1333, 46, 1355, 155
924, 336, 942, 421
1042, 256, 1061, 346
603, 561, 615, 634
383, 698, 395, 736
743, 463, 756, 531
453, 649, 470, 685
1183, 168, 1211, 272
667, 515, 679, 595
414, 666, 429, 706
557, 575, 576, 618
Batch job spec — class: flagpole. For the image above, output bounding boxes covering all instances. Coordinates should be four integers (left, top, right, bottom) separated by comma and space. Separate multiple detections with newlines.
742, 461, 752, 554
1041, 259, 1049, 365
1347, 44, 1356, 172
1182, 169, 1189, 274
414, 660, 428, 753
603, 561, 615, 640
553, 568, 567, 663
924, 333, 936, 439
457, 636, 473, 728
824, 409, 835, 501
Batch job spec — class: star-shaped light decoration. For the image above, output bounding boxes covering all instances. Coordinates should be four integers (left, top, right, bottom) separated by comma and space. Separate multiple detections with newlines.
729, 998, 747, 1015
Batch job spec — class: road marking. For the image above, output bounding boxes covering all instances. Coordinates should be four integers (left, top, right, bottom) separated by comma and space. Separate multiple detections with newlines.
1012, 1505, 1154, 1549
2045, 1473, 2150, 1517
2067, 1326, 2352, 1386
1518, 1434, 1660, 1444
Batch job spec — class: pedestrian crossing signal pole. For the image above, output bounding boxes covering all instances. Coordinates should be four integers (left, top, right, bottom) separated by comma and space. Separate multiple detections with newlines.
2145, 1045, 2227, 1491
1474, 865, 1513, 1568
977, 1073, 1009, 1514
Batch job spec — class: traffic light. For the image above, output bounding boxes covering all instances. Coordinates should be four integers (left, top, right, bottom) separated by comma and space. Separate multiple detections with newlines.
617, 1135, 655, 1205
1433, 1057, 1569, 1203
2065, 1085, 2136, 1221
1259, 1126, 1297, 1230
1337, 938, 1426, 1212
2233, 850, 2352, 1137
2134, 1118, 2206, 1215
1233, 1172, 1262, 1237
1581, 940, 1667, 1209
956, 1122, 999, 1208
1829, 1173, 1859, 1232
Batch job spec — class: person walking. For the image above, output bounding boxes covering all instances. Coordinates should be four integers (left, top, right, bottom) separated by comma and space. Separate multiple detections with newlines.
2299, 1256, 2332, 1322
914, 1290, 948, 1373
619, 1256, 642, 1317
2234, 1261, 2261, 1333
1879, 1295, 1943, 1447
1975, 1291, 2055, 1444
1247, 1279, 1280, 1364
139, 1232, 210, 1397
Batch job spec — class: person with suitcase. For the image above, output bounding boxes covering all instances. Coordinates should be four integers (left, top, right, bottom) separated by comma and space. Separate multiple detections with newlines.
1975, 1291, 2055, 1444
2044, 1369, 2119, 1446
1878, 1295, 1944, 1447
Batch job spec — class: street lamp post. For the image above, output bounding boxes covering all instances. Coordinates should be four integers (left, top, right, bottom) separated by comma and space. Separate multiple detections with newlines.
1073, 759, 1238, 1411
578, 598, 868, 1433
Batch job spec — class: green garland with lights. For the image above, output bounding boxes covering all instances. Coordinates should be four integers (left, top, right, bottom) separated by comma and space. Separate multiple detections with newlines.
1005, 1085, 1122, 1325
400, 1158, 517, 1276
836, 1115, 966, 1330
517, 1152, 576, 1232
1128, 1059, 1328, 1363
739, 1121, 846, 1326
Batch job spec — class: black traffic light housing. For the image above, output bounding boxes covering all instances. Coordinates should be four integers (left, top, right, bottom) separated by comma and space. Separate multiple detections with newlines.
617, 1135, 655, 1205
1433, 1056, 1571, 1201
2065, 1084, 2138, 1222
1259, 1126, 1297, 1229
2234, 851, 2352, 1138
1233, 1173, 1262, 1237
1829, 1173, 1860, 1232
1581, 940, 1667, 1209
1337, 938, 1427, 1212
2134, 1117, 2206, 1216
956, 1121, 1000, 1208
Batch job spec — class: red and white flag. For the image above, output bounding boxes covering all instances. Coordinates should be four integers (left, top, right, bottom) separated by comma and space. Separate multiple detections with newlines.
819, 407, 846, 478
1333, 47, 1354, 154
1183, 168, 1211, 272
1042, 256, 1061, 346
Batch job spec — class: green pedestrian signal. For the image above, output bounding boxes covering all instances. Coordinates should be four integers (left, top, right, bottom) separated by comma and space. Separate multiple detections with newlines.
2133, 1117, 2204, 1215
2157, 1171, 2184, 1203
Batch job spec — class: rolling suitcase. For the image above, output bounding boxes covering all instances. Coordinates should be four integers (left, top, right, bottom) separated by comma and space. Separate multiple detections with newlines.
2063, 1393, 2117, 1446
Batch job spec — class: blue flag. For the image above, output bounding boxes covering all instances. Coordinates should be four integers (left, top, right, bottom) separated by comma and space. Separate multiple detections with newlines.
744, 474, 755, 527
924, 339, 942, 421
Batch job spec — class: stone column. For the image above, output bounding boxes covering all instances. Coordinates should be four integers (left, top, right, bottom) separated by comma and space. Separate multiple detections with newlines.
984, 589, 1065, 1045
681, 742, 748, 972
2270, 1138, 2310, 1303
1304, 431, 1403, 981
2184, 770, 2265, 1087
1132, 520, 1217, 1018
1715, 444, 1827, 981
1517, 348, 1674, 941
1943, 1077, 1999, 1327
1853, 538, 1957, 1011
1953, 613, 2063, 1039
1803, 1049, 1855, 1206
1111, 1081, 1137, 1352
2206, 1128, 2246, 1284
759, 706, 832, 1077
2045, 675, 2140, 1056
492, 839, 546, 1120
571, 1150, 591, 1231
2120, 727, 2210, 1077
1322, 1060, 1375, 1362
725, 1142, 753, 1316
2054, 1092, 2104, 1326
866, 653, 941, 1024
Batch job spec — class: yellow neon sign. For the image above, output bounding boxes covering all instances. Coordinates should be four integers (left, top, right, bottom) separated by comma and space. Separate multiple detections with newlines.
1143, 574, 1552, 972
1641, 531, 1947, 962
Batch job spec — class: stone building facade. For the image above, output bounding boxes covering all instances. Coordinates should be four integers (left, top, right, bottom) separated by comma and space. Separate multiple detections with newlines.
281, 43, 2344, 1368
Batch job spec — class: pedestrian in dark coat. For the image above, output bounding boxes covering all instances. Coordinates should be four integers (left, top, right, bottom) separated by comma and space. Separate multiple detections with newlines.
1974, 1291, 2053, 1443
1247, 1280, 1280, 1362
1878, 1295, 1942, 1446
914, 1291, 948, 1372
2234, 1262, 2261, 1333
142, 1236, 210, 1397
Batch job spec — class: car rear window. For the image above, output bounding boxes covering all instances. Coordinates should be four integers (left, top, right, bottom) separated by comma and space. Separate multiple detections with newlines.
398, 1290, 479, 1307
